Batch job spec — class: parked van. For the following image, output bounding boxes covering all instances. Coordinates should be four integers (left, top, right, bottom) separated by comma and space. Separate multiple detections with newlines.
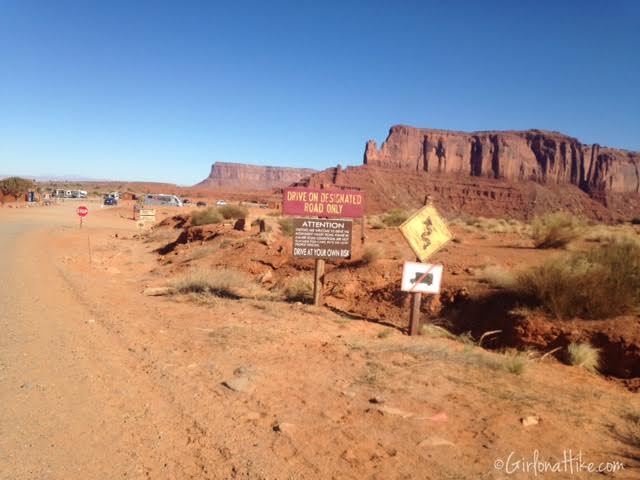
144, 194, 183, 207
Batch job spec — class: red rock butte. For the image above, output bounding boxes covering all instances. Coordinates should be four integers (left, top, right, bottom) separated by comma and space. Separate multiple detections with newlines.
298, 125, 640, 221
196, 162, 317, 189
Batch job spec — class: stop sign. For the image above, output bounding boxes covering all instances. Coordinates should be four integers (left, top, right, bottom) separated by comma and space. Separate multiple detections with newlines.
76, 206, 89, 217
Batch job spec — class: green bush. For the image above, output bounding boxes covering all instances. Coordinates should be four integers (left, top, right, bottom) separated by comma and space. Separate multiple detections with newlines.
278, 217, 294, 236
191, 208, 223, 226
0, 177, 34, 197
284, 275, 313, 302
382, 208, 409, 227
171, 268, 251, 298
360, 245, 382, 265
218, 204, 248, 219
512, 237, 640, 319
531, 212, 583, 249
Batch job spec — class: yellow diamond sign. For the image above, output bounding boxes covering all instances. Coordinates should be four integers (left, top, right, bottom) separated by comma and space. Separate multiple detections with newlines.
399, 204, 452, 262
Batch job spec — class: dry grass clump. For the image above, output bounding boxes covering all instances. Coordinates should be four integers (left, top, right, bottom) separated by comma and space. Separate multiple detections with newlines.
185, 246, 217, 261
360, 245, 383, 265
218, 204, 248, 219
382, 208, 409, 227
284, 274, 313, 302
278, 217, 294, 236
476, 265, 516, 289
171, 268, 252, 298
567, 342, 600, 374
191, 208, 223, 226
450, 216, 529, 235
531, 212, 583, 248
511, 237, 640, 319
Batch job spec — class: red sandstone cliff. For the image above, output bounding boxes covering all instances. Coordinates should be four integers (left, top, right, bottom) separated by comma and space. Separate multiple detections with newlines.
196, 162, 316, 189
364, 125, 639, 195
297, 126, 640, 221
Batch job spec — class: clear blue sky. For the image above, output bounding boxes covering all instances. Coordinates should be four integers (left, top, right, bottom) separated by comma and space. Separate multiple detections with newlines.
1, 1, 638, 185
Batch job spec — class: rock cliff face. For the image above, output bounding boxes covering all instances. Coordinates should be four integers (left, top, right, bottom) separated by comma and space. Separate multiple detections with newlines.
196, 162, 316, 189
296, 126, 640, 221
364, 125, 640, 195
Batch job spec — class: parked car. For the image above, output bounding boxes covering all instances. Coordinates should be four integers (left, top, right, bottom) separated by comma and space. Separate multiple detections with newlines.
104, 197, 118, 206
216, 200, 228, 206
196, 201, 207, 207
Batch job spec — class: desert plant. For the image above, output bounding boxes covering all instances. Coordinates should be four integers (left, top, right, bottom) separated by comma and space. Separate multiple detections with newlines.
218, 204, 248, 219
567, 342, 600, 373
631, 218, 640, 225
171, 268, 251, 298
498, 351, 529, 375
360, 245, 382, 265
420, 324, 456, 339
476, 265, 516, 289
0, 177, 33, 197
191, 208, 223, 226
382, 208, 409, 227
512, 237, 640, 319
284, 275, 313, 302
278, 217, 294, 236
531, 212, 583, 249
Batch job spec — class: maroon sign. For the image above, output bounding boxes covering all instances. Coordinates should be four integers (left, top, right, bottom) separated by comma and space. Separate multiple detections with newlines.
293, 218, 353, 259
282, 187, 364, 218
76, 206, 89, 217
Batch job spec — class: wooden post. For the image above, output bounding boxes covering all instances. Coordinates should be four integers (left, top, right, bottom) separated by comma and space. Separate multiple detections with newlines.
80, 217, 83, 229
313, 258, 325, 306
409, 289, 422, 336
360, 216, 366, 245
88, 235, 93, 264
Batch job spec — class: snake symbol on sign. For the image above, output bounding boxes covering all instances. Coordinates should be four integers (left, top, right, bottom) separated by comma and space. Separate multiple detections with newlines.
421, 216, 433, 249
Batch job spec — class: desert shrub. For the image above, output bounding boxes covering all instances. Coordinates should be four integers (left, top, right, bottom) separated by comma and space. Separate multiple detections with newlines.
360, 245, 382, 265
498, 351, 529, 375
278, 217, 294, 236
476, 265, 516, 289
191, 208, 223, 226
171, 268, 251, 298
631, 218, 640, 225
531, 212, 583, 248
567, 342, 600, 373
382, 208, 409, 227
0, 177, 33, 197
284, 275, 313, 302
512, 237, 640, 319
218, 204, 248, 219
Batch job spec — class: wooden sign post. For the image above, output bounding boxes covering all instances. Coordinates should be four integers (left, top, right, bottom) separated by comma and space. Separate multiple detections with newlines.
313, 259, 325, 306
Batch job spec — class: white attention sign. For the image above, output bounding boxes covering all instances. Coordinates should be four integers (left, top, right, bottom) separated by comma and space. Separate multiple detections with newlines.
401, 262, 444, 294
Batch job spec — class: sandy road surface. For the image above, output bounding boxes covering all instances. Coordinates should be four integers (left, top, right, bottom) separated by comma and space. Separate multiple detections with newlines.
0, 206, 176, 478
1, 204, 638, 480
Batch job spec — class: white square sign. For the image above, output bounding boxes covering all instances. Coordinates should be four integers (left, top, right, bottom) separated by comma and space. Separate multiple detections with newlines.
401, 262, 443, 294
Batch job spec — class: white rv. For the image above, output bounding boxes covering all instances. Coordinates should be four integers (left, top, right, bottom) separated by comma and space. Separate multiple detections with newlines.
144, 194, 183, 207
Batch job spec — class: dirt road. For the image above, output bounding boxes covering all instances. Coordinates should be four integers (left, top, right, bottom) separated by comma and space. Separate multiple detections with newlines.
1, 204, 638, 479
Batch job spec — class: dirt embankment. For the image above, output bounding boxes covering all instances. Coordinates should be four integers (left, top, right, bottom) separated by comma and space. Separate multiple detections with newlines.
145, 209, 640, 390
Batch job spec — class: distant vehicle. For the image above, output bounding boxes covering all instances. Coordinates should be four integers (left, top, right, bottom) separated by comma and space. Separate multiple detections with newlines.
216, 200, 228, 206
144, 194, 183, 207
104, 197, 118, 206
107, 191, 120, 200
196, 201, 207, 207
